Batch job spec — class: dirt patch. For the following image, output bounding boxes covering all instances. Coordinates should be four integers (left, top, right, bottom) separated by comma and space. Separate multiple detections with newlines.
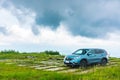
45, 67, 65, 71
40, 61, 60, 65
34, 66, 57, 70
18, 64, 26, 67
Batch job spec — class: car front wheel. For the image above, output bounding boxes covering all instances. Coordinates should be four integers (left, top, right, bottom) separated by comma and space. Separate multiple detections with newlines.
79, 60, 87, 68
101, 59, 107, 66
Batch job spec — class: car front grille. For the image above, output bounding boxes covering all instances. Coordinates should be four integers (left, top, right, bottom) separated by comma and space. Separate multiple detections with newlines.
65, 57, 73, 61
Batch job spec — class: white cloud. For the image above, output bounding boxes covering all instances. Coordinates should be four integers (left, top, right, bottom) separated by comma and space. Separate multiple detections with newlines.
0, 2, 36, 44
83, 0, 120, 22
0, 1, 120, 57
0, 8, 19, 27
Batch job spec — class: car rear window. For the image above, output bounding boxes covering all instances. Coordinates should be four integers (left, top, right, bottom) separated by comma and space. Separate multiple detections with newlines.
94, 49, 104, 54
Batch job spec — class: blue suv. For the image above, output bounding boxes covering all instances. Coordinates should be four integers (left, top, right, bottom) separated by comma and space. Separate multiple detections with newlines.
64, 48, 109, 67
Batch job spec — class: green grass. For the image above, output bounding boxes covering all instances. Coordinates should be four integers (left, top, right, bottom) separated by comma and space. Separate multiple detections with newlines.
0, 63, 80, 80
0, 62, 120, 80
79, 66, 120, 80
0, 52, 120, 80
0, 52, 64, 66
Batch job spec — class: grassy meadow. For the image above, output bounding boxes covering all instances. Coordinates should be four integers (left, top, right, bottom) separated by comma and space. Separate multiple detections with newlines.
0, 50, 120, 80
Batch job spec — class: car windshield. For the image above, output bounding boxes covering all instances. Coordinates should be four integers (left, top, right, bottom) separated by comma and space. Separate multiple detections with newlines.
73, 49, 89, 55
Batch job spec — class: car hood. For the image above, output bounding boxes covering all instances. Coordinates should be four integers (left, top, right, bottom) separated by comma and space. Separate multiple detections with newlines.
66, 54, 80, 59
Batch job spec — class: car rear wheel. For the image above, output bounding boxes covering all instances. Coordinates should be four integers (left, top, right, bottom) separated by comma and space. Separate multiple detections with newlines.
101, 59, 107, 66
79, 60, 87, 68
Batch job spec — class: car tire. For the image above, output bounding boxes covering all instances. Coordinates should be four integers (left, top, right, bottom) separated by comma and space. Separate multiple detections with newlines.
101, 59, 107, 66
79, 60, 87, 68
71, 65, 75, 68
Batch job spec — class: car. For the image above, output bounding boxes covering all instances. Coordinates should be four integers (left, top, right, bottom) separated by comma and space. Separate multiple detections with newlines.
64, 48, 109, 68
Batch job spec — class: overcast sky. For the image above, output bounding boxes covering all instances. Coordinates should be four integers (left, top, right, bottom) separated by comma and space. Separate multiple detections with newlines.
0, 0, 120, 57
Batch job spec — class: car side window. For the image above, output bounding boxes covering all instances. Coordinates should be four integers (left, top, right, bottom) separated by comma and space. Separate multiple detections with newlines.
94, 49, 104, 54
88, 50, 94, 54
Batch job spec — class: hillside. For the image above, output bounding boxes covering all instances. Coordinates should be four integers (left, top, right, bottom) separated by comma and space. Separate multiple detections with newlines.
0, 51, 120, 80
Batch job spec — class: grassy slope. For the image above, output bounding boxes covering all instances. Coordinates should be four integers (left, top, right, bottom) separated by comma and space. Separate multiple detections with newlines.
0, 63, 80, 80
0, 53, 120, 80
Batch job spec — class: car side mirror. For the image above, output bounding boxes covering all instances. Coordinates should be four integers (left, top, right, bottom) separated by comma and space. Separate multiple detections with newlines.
87, 53, 92, 56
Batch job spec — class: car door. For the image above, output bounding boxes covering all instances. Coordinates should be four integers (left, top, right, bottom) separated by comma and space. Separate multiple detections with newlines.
87, 49, 98, 63
94, 49, 104, 62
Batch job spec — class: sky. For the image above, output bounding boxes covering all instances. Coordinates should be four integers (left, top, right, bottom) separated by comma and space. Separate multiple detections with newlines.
0, 0, 120, 57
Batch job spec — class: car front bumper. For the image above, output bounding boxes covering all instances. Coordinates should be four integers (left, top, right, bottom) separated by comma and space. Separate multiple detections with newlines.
64, 60, 79, 66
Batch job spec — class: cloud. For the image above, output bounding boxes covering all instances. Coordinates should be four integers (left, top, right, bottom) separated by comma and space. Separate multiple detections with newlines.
10, 0, 120, 38
0, 2, 36, 44
0, 0, 120, 57
0, 26, 8, 35
36, 10, 64, 28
